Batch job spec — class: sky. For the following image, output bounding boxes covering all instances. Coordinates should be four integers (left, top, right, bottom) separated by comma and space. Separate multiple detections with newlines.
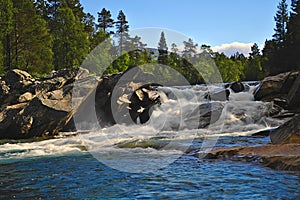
81, 0, 283, 56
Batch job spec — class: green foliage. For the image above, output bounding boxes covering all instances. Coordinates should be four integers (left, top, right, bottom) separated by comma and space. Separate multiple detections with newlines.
97, 8, 114, 34
10, 0, 53, 73
52, 7, 89, 69
158, 32, 168, 65
273, 0, 289, 44
116, 10, 130, 53
262, 0, 300, 75
214, 53, 244, 82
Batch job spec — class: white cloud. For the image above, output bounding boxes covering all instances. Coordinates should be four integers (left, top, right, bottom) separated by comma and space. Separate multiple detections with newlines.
212, 42, 254, 57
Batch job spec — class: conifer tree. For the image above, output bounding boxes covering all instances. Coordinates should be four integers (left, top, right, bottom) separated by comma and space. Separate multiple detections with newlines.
10, 0, 53, 73
0, 0, 14, 71
286, 0, 300, 69
183, 38, 198, 58
273, 0, 289, 45
97, 8, 114, 34
249, 43, 260, 58
115, 10, 130, 53
52, 7, 89, 69
158, 32, 168, 65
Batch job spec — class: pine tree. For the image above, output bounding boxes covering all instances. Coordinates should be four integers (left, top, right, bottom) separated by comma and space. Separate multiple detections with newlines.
158, 32, 168, 65
286, 0, 300, 69
249, 43, 260, 58
0, 0, 14, 71
262, 0, 290, 75
245, 43, 263, 80
171, 43, 178, 54
273, 0, 289, 45
52, 7, 89, 69
97, 8, 114, 34
183, 38, 198, 58
115, 10, 130, 53
9, 0, 53, 73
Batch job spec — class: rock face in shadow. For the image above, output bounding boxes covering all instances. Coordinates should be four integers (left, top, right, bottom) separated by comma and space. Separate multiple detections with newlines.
201, 144, 300, 171
270, 115, 300, 144
253, 71, 300, 112
0, 68, 161, 139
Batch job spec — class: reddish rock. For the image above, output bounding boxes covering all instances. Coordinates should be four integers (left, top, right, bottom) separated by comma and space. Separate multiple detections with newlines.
202, 144, 300, 171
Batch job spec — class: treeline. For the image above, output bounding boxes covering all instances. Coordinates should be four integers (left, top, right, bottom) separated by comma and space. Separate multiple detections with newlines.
0, 0, 300, 83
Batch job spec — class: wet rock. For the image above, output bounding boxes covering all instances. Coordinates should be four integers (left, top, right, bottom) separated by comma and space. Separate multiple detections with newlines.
205, 89, 230, 101
201, 144, 300, 171
229, 82, 246, 93
270, 115, 300, 144
129, 86, 160, 124
185, 102, 224, 128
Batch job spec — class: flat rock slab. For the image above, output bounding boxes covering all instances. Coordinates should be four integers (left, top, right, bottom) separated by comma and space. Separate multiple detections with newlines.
200, 144, 300, 172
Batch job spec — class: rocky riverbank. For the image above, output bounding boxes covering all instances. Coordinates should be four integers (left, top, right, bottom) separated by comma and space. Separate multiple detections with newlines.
0, 68, 160, 139
202, 71, 300, 172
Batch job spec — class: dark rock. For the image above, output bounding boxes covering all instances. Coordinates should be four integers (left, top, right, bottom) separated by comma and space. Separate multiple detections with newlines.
273, 98, 289, 109
0, 68, 98, 139
129, 86, 160, 124
230, 82, 245, 93
0, 80, 10, 103
252, 128, 275, 137
3, 69, 34, 89
270, 115, 300, 144
205, 89, 230, 101
185, 102, 224, 128
287, 75, 300, 111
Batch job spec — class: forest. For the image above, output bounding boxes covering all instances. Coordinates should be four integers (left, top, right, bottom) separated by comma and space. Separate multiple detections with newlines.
0, 0, 300, 84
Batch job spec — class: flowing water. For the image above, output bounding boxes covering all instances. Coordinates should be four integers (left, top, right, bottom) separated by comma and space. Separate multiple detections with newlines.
1, 83, 300, 199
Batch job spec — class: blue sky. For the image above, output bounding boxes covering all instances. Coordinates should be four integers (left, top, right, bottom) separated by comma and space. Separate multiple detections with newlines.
81, 0, 283, 56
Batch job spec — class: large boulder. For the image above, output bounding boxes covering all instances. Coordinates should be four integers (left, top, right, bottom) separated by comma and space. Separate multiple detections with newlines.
270, 115, 300, 144
253, 71, 300, 111
185, 102, 224, 128
0, 67, 161, 139
229, 82, 248, 93
287, 75, 300, 111
0, 68, 96, 139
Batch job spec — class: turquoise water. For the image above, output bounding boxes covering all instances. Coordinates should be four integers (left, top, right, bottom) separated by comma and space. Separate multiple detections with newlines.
1, 83, 299, 199
1, 139, 299, 199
